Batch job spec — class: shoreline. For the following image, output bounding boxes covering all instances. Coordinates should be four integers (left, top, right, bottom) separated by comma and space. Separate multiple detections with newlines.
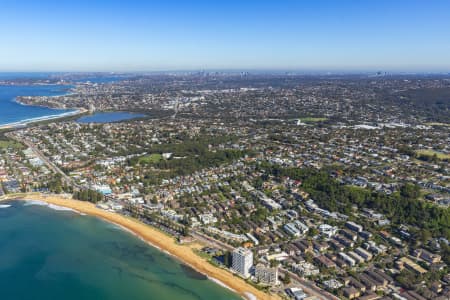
0, 108, 87, 130
0, 84, 85, 129
1, 193, 279, 300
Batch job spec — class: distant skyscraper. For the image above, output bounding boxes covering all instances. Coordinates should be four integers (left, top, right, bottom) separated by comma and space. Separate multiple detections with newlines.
232, 247, 253, 278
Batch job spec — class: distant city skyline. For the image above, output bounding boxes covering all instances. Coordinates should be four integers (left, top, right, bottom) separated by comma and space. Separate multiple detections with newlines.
1, 0, 450, 72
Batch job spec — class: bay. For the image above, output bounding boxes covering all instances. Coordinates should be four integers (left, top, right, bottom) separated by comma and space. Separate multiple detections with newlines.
0, 85, 75, 126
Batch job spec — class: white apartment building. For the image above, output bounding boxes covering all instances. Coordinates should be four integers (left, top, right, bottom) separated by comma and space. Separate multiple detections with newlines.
232, 247, 253, 278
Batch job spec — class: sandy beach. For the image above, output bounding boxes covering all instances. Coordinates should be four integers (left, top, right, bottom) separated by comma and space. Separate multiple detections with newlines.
0, 108, 86, 129
1, 193, 280, 300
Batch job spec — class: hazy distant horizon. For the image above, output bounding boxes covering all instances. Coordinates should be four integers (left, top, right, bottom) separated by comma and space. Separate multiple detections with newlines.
0, 68, 449, 75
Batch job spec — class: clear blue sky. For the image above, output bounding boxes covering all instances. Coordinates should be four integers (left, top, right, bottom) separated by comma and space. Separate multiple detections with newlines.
0, 0, 449, 72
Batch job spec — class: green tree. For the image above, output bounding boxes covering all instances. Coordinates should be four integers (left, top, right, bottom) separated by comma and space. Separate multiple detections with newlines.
400, 183, 420, 199
282, 272, 291, 284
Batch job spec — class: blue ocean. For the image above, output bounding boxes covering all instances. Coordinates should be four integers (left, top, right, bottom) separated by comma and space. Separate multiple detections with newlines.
0, 201, 240, 300
0, 85, 74, 126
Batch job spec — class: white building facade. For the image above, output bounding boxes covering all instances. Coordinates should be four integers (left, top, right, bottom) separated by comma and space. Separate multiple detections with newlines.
232, 247, 253, 278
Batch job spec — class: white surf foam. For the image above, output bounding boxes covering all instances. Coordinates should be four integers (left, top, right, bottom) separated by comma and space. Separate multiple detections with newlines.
47, 203, 76, 212
23, 200, 48, 206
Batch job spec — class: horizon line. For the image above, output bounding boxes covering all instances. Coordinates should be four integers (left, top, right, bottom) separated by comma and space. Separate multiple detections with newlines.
0, 69, 449, 75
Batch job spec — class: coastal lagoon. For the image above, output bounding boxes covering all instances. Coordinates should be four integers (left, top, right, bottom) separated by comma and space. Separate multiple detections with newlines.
0, 85, 75, 126
76, 112, 146, 123
0, 201, 240, 300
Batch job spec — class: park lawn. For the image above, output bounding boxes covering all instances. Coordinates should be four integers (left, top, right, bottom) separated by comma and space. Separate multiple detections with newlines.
0, 140, 23, 150
138, 153, 163, 164
415, 149, 450, 160
299, 117, 328, 123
